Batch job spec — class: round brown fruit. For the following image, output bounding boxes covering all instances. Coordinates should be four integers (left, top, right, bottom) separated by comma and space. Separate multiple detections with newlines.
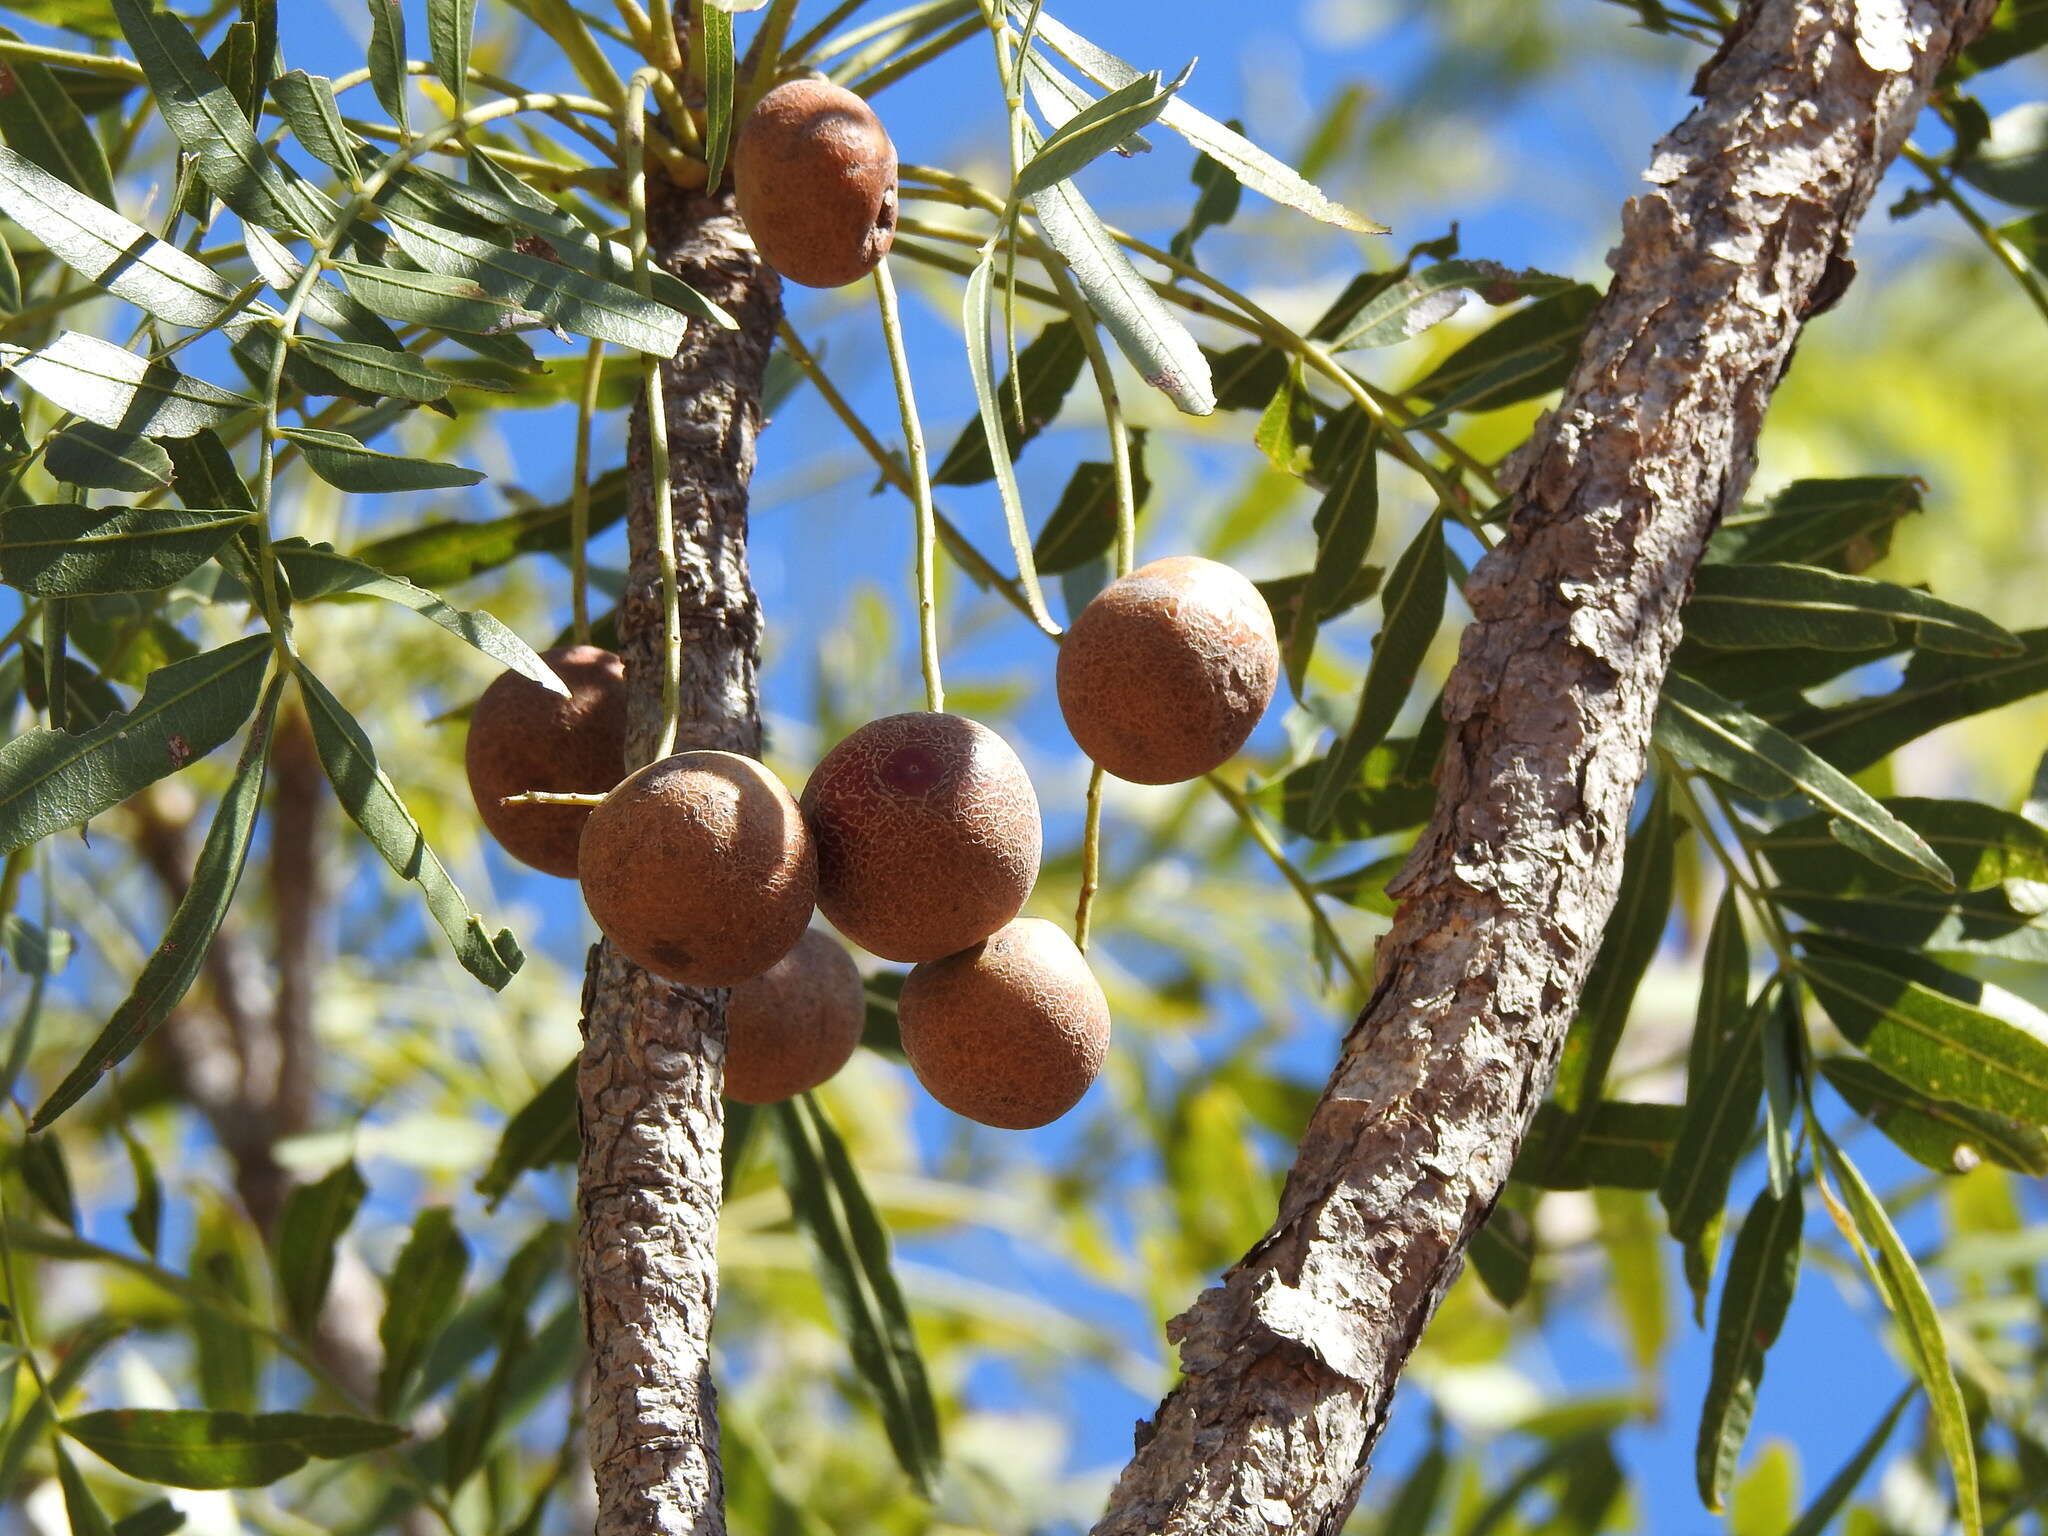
724, 929, 866, 1104
1056, 555, 1280, 785
578, 751, 816, 987
800, 713, 1040, 964
897, 918, 1109, 1130
733, 78, 898, 289
465, 645, 628, 878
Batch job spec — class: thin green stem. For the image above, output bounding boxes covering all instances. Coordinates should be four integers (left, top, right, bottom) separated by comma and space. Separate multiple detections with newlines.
872, 258, 945, 713
0, 39, 142, 79
650, 0, 686, 73
570, 339, 606, 646
1208, 774, 1370, 994
848, 18, 984, 97
745, 0, 803, 97
1075, 765, 1107, 952
1904, 143, 2048, 333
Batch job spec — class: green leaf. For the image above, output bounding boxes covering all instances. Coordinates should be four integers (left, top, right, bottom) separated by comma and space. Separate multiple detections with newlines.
1817, 1137, 1979, 1536
122, 1126, 161, 1257
269, 71, 359, 181
111, 1501, 185, 1536
0, 505, 253, 596
1469, 1203, 1535, 1309
65, 1408, 406, 1490
773, 1094, 942, 1496
294, 664, 522, 989
384, 213, 697, 356
0, 634, 271, 855
291, 336, 454, 403
365, 0, 409, 137
1016, 7, 1383, 232
0, 25, 114, 203
0, 332, 258, 437
1, 912, 72, 975
1514, 1100, 1680, 1191
1821, 1055, 2048, 1176
1959, 102, 2048, 208
44, 423, 174, 493
1031, 434, 1151, 576
1307, 511, 1446, 835
378, 1208, 470, 1415
1685, 563, 2019, 657
1707, 476, 1921, 573
1286, 410, 1378, 693
1696, 1185, 1802, 1512
1271, 735, 1436, 842
1798, 951, 2048, 1124
476, 1058, 577, 1208
701, 2, 734, 191
1028, 150, 1213, 415
20, 1131, 76, 1227
1253, 360, 1315, 477
55, 1443, 116, 1536
1326, 261, 1574, 352
111, 0, 314, 235
275, 1159, 367, 1336
0, 147, 243, 329
426, 0, 475, 119
274, 541, 562, 692
1015, 67, 1183, 199
1405, 283, 1600, 423
1783, 1386, 1914, 1536
351, 467, 629, 588
962, 254, 1055, 632
280, 427, 484, 493
330, 260, 547, 336
0, 236, 17, 315
244, 228, 404, 352
934, 321, 1085, 485
1168, 126, 1243, 264
1656, 674, 1952, 888
28, 671, 280, 1127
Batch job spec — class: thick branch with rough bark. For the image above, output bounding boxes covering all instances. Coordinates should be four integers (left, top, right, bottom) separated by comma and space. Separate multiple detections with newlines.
575, 179, 781, 1536
1092, 3, 1996, 1532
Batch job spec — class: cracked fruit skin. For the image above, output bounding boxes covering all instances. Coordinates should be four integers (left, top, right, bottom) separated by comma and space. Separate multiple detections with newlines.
578, 751, 817, 987
465, 645, 628, 878
1057, 555, 1280, 785
733, 78, 898, 289
800, 712, 1041, 964
725, 929, 866, 1104
898, 918, 1109, 1130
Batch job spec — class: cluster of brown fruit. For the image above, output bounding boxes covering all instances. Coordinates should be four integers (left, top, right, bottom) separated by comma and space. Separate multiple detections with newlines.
463, 560, 1277, 1130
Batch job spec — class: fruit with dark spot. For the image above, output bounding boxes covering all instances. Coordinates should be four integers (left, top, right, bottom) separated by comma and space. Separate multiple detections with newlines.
465, 645, 628, 877
1057, 556, 1279, 785
897, 918, 1109, 1130
800, 713, 1040, 963
733, 78, 898, 289
578, 751, 816, 986
725, 929, 866, 1104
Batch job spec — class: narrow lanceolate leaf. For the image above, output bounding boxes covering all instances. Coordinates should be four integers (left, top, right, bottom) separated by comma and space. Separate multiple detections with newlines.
275, 1160, 367, 1336
1657, 673, 1953, 889
476, 1059, 577, 1207
64, 1409, 406, 1490
29, 672, 280, 1128
44, 424, 173, 493
1031, 436, 1152, 575
1685, 563, 2021, 657
1405, 283, 1600, 422
1513, 1100, 1681, 1190
1013, 67, 1185, 200
378, 1208, 470, 1415
0, 26, 114, 203
294, 665, 523, 989
1798, 951, 2048, 1124
1287, 411, 1378, 693
0, 148, 243, 329
384, 212, 695, 356
275, 541, 562, 693
281, 428, 484, 494
111, 0, 313, 235
1784, 1387, 1915, 1536
934, 321, 1085, 484
292, 337, 454, 404
963, 256, 1055, 632
701, 2, 734, 190
1016, 7, 1384, 232
1029, 164, 1214, 416
1696, 1185, 1802, 1512
1818, 1138, 1980, 1536
0, 332, 257, 438
0, 505, 252, 597
1821, 1056, 2048, 1176
352, 467, 630, 588
243, 229, 404, 355
773, 1094, 943, 1495
55, 1444, 117, 1536
1308, 512, 1446, 835
1170, 131, 1243, 263
365, 0, 409, 136
1708, 476, 1923, 573
1326, 261, 1575, 352
331, 261, 546, 336
111, 1500, 184, 1536
0, 635, 271, 856
269, 71, 360, 181
1787, 628, 2048, 776
427, 0, 476, 118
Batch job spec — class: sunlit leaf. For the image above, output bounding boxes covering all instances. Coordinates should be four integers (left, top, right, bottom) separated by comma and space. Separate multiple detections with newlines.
1015, 67, 1184, 199
65, 1408, 406, 1490
1685, 563, 2019, 657
0, 331, 257, 438
281, 427, 485, 494
1707, 477, 1921, 574
44, 423, 173, 492
1821, 1056, 2048, 1176
427, 0, 476, 119
1786, 628, 2048, 775
1326, 261, 1574, 352
0, 25, 113, 203
0, 505, 252, 597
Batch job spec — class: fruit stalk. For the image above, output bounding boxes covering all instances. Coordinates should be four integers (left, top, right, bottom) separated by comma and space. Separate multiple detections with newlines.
575, 171, 781, 1534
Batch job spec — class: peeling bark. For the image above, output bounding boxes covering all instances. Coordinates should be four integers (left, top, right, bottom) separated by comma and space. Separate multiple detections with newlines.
1092, 3, 1995, 1533
575, 176, 781, 1536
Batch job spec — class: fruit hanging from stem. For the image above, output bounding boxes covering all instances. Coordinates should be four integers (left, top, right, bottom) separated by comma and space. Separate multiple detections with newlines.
465, 645, 628, 878
724, 929, 867, 1104
732, 78, 899, 289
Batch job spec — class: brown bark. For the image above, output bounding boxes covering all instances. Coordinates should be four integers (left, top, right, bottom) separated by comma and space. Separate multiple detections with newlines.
574, 173, 781, 1536
1092, 3, 1996, 1533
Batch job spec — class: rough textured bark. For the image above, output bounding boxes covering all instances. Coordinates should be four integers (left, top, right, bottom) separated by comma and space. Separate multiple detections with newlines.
575, 174, 781, 1536
1092, 3, 1996, 1533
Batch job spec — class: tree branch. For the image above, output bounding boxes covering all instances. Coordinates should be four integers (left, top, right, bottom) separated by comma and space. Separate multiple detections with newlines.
1092, 3, 1997, 1531
576, 178, 781, 1536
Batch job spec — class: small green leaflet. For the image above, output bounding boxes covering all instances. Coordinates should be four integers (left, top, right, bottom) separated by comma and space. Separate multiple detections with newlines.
378, 1208, 470, 1415
1686, 562, 2020, 657
43, 423, 174, 492
476, 1058, 578, 1207
0, 505, 253, 596
269, 71, 359, 181
1405, 284, 1600, 423
1170, 130, 1243, 263
281, 427, 485, 493
0, 24, 115, 203
365, 0, 409, 136
275, 541, 563, 693
330, 260, 547, 336
1513, 1100, 1680, 1191
294, 663, 523, 989
1288, 410, 1379, 692
64, 1408, 406, 1490
55, 1444, 117, 1536
426, 0, 476, 120
934, 321, 1086, 485
292, 337, 454, 404
1788, 628, 2048, 776
701, 2, 735, 190
0, 634, 271, 856
1820, 1055, 2048, 1176
0, 147, 244, 329
1707, 476, 1922, 573
275, 1160, 367, 1336
1327, 260, 1573, 352
30, 671, 281, 1128
963, 257, 1056, 631
0, 332, 257, 438
1695, 1185, 1802, 1512
1032, 434, 1152, 575
1013, 66, 1186, 201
